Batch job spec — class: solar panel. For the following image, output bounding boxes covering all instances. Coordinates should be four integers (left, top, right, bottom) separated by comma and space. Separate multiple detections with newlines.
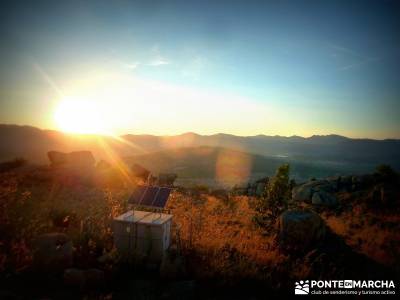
128, 186, 147, 205
128, 185, 172, 208
153, 187, 171, 208
141, 187, 159, 206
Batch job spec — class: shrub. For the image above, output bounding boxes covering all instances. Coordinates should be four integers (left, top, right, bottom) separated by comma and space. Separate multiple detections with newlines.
254, 164, 291, 228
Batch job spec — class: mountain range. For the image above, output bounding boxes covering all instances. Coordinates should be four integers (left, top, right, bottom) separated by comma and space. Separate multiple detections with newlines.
1, 124, 399, 184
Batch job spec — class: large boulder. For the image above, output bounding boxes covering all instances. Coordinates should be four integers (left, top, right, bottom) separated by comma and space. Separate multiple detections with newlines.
158, 173, 178, 186
33, 233, 73, 273
48, 151, 95, 169
292, 179, 339, 206
292, 184, 313, 203
278, 210, 326, 253
312, 190, 338, 207
131, 163, 151, 182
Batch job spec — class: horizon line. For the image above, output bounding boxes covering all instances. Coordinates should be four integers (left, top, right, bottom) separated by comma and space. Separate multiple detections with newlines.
1, 123, 399, 141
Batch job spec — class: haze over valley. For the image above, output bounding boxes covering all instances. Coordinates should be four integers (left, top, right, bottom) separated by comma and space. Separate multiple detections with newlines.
1, 124, 399, 186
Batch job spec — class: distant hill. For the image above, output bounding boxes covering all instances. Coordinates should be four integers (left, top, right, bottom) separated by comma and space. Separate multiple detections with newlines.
123, 146, 367, 186
122, 132, 400, 169
0, 124, 142, 163
1, 125, 399, 178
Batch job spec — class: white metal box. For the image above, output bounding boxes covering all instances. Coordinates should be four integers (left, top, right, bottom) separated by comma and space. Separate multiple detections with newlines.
113, 210, 172, 261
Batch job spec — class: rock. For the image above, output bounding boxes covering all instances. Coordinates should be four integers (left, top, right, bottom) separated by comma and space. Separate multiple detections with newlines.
314, 180, 337, 193
326, 176, 340, 190
33, 233, 73, 273
292, 179, 340, 204
292, 184, 313, 203
48, 151, 95, 169
131, 163, 151, 182
312, 191, 338, 207
158, 173, 178, 186
278, 210, 326, 253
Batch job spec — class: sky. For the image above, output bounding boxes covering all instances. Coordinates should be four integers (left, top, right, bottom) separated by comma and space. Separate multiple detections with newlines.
0, 0, 399, 138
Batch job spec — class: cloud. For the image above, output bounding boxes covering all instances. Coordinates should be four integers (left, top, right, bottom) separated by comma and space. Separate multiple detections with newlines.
328, 43, 380, 71
147, 57, 170, 66
338, 57, 380, 71
147, 44, 171, 67
125, 62, 140, 69
329, 44, 369, 60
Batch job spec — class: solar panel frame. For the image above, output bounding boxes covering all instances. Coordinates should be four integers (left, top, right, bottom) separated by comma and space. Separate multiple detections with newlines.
128, 185, 172, 208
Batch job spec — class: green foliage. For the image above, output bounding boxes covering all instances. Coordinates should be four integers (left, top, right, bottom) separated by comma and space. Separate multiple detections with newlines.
264, 164, 291, 216
254, 164, 292, 228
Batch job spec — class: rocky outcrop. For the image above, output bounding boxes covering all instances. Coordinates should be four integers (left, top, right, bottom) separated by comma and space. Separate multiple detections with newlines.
33, 233, 73, 273
233, 177, 269, 197
158, 173, 178, 186
292, 183, 313, 203
131, 163, 151, 182
292, 174, 384, 207
48, 151, 95, 169
278, 210, 326, 253
253, 177, 269, 197
311, 190, 338, 207
292, 178, 341, 207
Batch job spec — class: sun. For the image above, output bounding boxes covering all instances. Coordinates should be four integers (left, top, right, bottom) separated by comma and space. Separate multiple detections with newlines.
54, 97, 107, 134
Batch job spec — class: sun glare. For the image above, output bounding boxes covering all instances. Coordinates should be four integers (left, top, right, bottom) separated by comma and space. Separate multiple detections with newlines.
54, 97, 107, 134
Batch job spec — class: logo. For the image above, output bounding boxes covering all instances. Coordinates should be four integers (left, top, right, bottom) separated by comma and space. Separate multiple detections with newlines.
295, 279, 396, 295
295, 280, 310, 295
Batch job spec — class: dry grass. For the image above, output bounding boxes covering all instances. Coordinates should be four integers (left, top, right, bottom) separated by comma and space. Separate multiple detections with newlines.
0, 169, 288, 281
167, 192, 286, 279
323, 191, 400, 267
1, 168, 399, 284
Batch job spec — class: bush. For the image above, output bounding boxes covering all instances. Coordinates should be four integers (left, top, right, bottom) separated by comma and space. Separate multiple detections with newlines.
254, 164, 291, 227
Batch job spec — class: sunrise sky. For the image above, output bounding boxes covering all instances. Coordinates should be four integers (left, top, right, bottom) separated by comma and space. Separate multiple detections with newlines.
0, 0, 399, 138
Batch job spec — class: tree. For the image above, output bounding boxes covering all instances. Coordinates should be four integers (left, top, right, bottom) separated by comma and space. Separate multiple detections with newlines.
265, 163, 291, 217
253, 164, 291, 228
